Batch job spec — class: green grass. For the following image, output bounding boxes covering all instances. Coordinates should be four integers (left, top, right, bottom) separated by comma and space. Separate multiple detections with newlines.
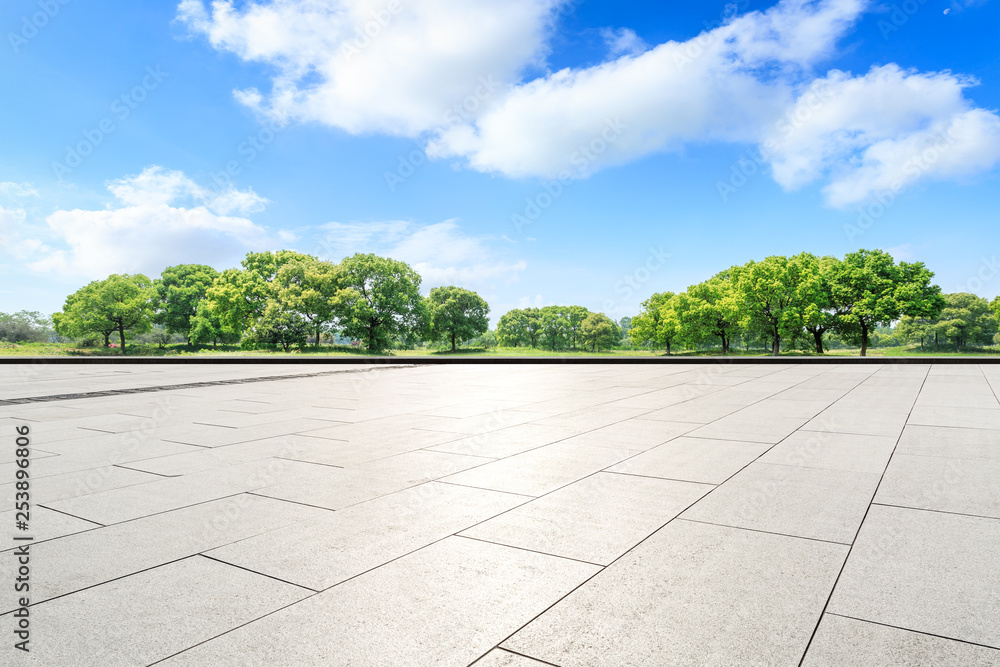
2, 341, 999, 358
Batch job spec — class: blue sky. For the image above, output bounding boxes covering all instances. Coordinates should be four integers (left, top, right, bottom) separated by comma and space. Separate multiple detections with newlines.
1, 0, 998, 324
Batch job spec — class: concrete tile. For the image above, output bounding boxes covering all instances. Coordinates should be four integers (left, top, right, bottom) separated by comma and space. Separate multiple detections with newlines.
161, 536, 599, 666
558, 418, 700, 450
758, 431, 897, 473
896, 425, 1000, 460
531, 405, 650, 430
503, 519, 847, 666
441, 441, 640, 496
473, 649, 553, 666
686, 411, 809, 444
802, 613, 1000, 667
4, 556, 310, 666
607, 436, 772, 484
44, 458, 331, 524
0, 464, 161, 506
908, 406, 1000, 430
158, 418, 335, 447
424, 423, 580, 458
0, 506, 100, 548
208, 482, 527, 590
802, 409, 909, 437
1, 494, 331, 609
682, 462, 880, 543
828, 504, 1000, 648
636, 401, 745, 424
875, 454, 1000, 518
461, 472, 712, 565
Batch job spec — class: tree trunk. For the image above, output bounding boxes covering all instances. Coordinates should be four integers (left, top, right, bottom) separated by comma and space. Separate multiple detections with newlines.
368, 321, 376, 351
665, 341, 671, 355
315, 324, 322, 347
103, 332, 110, 347
118, 323, 126, 355
719, 334, 727, 355
451, 332, 456, 352
813, 330, 824, 354
771, 329, 780, 356
860, 323, 869, 357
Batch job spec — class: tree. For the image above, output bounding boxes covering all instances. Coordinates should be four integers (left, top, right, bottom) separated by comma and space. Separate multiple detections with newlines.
497, 309, 528, 347
678, 273, 741, 354
618, 316, 632, 345
895, 315, 936, 351
154, 264, 219, 344
832, 249, 944, 356
735, 253, 820, 356
564, 305, 590, 349
274, 258, 342, 346
0, 311, 52, 343
334, 253, 425, 351
801, 256, 846, 354
539, 306, 571, 351
245, 299, 310, 351
934, 293, 998, 351
580, 312, 620, 352
425, 286, 490, 352
54, 274, 156, 354
190, 300, 241, 347
629, 292, 680, 354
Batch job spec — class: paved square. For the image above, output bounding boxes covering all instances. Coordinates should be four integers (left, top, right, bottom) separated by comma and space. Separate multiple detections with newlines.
1, 361, 999, 665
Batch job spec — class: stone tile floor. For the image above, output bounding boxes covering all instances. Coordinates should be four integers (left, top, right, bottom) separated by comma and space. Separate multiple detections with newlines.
1, 362, 998, 665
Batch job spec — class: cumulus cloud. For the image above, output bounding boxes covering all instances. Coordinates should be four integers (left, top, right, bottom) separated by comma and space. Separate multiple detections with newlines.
28, 166, 278, 278
177, 0, 562, 135
316, 219, 526, 287
180, 0, 1000, 198
763, 65, 1000, 207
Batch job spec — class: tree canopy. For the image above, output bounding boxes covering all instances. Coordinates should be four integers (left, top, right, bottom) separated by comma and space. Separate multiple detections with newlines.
425, 286, 490, 351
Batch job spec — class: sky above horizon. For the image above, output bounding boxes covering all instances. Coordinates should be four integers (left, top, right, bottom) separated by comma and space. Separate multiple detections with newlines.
1, 0, 998, 324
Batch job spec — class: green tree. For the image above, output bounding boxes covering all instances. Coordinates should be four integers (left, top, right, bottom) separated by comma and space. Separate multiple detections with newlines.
245, 299, 310, 351
496, 309, 528, 347
539, 305, 571, 351
629, 292, 680, 354
425, 286, 490, 352
894, 315, 937, 351
832, 249, 944, 356
190, 300, 241, 347
0, 311, 52, 343
564, 305, 590, 349
274, 258, 342, 346
54, 274, 156, 354
154, 264, 219, 344
334, 253, 425, 351
734, 253, 820, 356
579, 312, 620, 352
801, 256, 847, 354
933, 293, 998, 351
678, 273, 741, 354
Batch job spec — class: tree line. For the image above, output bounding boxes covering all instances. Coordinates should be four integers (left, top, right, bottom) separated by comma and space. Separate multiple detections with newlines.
31, 247, 1000, 356
51, 251, 491, 354
628, 249, 957, 356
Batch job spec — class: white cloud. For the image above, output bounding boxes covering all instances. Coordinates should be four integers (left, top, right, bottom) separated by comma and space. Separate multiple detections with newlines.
178, 0, 562, 135
316, 219, 526, 288
28, 166, 278, 278
763, 65, 1000, 207
180, 0, 1000, 199
600, 28, 647, 58
0, 182, 39, 199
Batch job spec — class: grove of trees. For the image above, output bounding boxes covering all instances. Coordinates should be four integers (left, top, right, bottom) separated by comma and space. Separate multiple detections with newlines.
629, 249, 947, 357
43, 246, 1000, 356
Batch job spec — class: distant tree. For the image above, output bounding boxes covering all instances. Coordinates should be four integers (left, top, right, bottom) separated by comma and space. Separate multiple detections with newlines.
894, 315, 937, 351
735, 253, 822, 356
630, 292, 680, 354
245, 299, 310, 351
539, 306, 571, 351
334, 253, 425, 351
564, 305, 590, 349
425, 286, 490, 352
678, 272, 741, 354
274, 258, 342, 346
496, 309, 529, 347
0, 311, 52, 343
618, 316, 632, 345
579, 312, 620, 352
832, 249, 944, 356
189, 300, 241, 348
933, 293, 998, 351
154, 264, 219, 344
54, 274, 156, 354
